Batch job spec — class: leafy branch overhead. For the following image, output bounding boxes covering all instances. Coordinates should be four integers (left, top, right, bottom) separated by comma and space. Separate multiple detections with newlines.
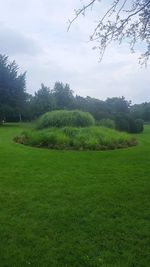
68, 0, 150, 64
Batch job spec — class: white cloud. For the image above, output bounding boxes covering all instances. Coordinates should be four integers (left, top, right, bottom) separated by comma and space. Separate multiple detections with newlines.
0, 25, 42, 56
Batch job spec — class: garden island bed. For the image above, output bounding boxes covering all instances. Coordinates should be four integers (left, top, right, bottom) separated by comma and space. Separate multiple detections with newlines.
14, 110, 137, 151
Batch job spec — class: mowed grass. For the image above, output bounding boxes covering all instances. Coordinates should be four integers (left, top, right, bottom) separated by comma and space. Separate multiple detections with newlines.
0, 124, 150, 267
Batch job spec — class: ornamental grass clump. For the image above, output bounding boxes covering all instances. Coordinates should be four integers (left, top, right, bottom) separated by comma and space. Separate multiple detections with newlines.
36, 110, 95, 129
15, 126, 137, 151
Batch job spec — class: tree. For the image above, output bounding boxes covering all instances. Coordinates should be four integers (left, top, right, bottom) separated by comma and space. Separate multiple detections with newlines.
106, 96, 131, 113
68, 0, 150, 65
75, 95, 109, 120
131, 102, 150, 121
114, 112, 144, 132
0, 54, 26, 122
52, 82, 75, 109
29, 84, 55, 119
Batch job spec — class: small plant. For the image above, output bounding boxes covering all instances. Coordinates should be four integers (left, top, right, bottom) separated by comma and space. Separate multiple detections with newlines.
36, 110, 95, 129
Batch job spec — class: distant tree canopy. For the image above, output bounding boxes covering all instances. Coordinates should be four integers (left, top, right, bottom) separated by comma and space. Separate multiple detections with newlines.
27, 82, 75, 120
28, 84, 55, 119
131, 102, 150, 120
68, 0, 150, 64
52, 82, 75, 109
0, 54, 148, 133
0, 54, 27, 122
106, 97, 131, 113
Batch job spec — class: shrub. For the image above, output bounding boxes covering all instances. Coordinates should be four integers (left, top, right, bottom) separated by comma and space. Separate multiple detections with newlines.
36, 110, 95, 129
115, 113, 144, 133
97, 118, 116, 129
115, 113, 130, 132
135, 119, 144, 133
15, 126, 137, 151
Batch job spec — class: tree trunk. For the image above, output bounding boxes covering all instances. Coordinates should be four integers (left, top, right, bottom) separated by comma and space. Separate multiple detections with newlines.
19, 113, 22, 122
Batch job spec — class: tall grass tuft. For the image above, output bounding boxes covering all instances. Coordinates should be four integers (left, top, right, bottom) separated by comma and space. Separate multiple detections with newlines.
36, 110, 95, 129
97, 118, 116, 129
15, 126, 137, 151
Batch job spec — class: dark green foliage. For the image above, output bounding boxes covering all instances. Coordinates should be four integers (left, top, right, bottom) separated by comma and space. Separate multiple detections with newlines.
0, 105, 14, 122
131, 102, 150, 122
75, 96, 109, 120
36, 110, 95, 129
135, 119, 144, 133
115, 113, 130, 132
0, 54, 26, 122
106, 97, 131, 113
52, 82, 75, 109
0, 124, 150, 266
27, 89, 133, 124
97, 118, 116, 129
15, 126, 137, 150
115, 113, 144, 133
28, 84, 56, 119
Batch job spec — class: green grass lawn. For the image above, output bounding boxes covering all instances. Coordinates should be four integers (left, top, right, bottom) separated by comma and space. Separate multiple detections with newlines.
0, 124, 149, 267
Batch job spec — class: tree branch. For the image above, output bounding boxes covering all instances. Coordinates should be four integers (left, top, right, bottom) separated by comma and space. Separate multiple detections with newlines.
68, 0, 150, 64
67, 0, 96, 31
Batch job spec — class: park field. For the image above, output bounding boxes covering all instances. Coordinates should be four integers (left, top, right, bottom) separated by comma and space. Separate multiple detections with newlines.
0, 124, 150, 267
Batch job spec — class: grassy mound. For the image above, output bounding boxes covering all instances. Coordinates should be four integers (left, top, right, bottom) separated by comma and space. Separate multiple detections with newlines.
36, 110, 95, 129
15, 126, 137, 150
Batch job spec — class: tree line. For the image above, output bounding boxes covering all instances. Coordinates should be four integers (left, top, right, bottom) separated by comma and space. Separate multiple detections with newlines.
0, 54, 149, 132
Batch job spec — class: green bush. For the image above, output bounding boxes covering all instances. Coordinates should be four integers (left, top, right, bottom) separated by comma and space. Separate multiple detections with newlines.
15, 126, 137, 151
97, 118, 116, 129
115, 113, 144, 133
135, 119, 144, 133
115, 115, 130, 132
36, 110, 95, 129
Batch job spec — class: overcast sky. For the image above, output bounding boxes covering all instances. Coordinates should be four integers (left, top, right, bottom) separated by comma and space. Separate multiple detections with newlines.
0, 0, 149, 103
